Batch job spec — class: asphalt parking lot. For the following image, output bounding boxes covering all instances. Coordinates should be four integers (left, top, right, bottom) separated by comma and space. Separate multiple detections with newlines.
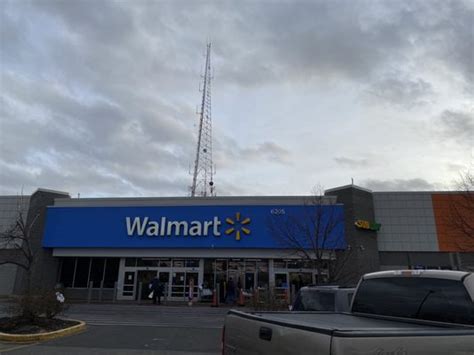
0, 303, 233, 354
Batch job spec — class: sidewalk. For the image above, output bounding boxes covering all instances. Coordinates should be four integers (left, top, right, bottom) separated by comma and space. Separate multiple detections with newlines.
0, 297, 239, 307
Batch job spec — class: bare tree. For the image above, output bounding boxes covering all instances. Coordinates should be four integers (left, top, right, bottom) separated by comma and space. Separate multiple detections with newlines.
447, 171, 474, 250
267, 187, 352, 285
0, 198, 40, 293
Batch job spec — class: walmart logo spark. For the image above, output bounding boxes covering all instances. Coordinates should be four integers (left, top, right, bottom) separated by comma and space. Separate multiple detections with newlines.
225, 212, 251, 241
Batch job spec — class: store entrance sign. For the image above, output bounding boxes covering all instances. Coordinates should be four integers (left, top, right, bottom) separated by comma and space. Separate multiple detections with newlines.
126, 216, 222, 237
43, 204, 345, 249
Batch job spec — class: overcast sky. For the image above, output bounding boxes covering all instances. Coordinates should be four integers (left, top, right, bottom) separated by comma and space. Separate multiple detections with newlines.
1, 0, 473, 197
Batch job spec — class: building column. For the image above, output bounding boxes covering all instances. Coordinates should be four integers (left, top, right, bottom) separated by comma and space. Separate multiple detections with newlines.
268, 259, 275, 288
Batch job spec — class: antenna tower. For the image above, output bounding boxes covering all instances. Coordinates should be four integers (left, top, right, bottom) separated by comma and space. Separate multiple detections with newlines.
191, 42, 215, 197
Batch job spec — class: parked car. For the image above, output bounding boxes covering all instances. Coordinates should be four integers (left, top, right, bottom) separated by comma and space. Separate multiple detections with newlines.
290, 285, 355, 312
223, 270, 474, 354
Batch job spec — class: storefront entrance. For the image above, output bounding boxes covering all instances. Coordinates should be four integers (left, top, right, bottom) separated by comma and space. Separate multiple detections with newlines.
118, 257, 330, 302
135, 270, 171, 300
119, 258, 201, 301
137, 270, 156, 300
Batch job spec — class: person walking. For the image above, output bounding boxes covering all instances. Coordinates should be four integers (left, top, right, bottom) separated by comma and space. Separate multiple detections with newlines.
149, 276, 164, 305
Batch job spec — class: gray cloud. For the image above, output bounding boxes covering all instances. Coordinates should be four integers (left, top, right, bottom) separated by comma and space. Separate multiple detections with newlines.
363, 178, 438, 191
366, 76, 434, 108
446, 163, 469, 173
0, 0, 471, 197
334, 157, 371, 168
13, 0, 469, 90
438, 110, 474, 146
242, 142, 291, 164
214, 137, 291, 168
220, 0, 472, 93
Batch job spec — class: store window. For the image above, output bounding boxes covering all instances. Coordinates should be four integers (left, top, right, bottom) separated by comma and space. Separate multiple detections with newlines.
215, 259, 227, 272
287, 260, 305, 269
59, 257, 119, 289
245, 260, 256, 272
125, 258, 137, 267
74, 258, 91, 287
137, 258, 158, 267
159, 259, 171, 267
228, 260, 241, 270
89, 258, 105, 287
173, 260, 185, 268
185, 259, 200, 268
103, 258, 120, 288
257, 261, 269, 288
203, 259, 215, 289
273, 259, 286, 269
275, 273, 288, 288
59, 257, 76, 287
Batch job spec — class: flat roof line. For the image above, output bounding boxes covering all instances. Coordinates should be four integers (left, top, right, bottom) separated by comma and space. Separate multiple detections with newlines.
35, 188, 70, 196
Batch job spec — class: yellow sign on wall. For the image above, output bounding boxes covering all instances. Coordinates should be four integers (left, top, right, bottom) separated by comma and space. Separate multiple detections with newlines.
355, 219, 381, 231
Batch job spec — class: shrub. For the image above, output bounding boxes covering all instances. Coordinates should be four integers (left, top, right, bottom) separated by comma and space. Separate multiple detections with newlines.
10, 289, 69, 323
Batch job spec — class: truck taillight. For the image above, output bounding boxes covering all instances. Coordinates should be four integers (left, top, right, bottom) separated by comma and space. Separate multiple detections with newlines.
221, 325, 225, 355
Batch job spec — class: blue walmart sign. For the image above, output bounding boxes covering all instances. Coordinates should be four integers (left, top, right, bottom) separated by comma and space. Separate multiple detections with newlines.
42, 205, 345, 249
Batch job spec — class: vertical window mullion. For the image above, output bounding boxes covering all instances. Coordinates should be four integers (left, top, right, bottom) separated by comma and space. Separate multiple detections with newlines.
57, 258, 63, 283
72, 257, 78, 288
87, 258, 92, 287
102, 258, 107, 286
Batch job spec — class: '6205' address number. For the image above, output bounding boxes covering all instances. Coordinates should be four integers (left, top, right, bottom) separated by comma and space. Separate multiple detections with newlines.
270, 208, 286, 215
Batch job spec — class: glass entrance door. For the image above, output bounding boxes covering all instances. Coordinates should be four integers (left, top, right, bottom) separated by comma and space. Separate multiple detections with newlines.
172, 272, 185, 298
122, 271, 136, 299
171, 271, 199, 300
158, 271, 170, 299
244, 272, 256, 291
186, 272, 199, 300
137, 270, 156, 300
274, 272, 289, 301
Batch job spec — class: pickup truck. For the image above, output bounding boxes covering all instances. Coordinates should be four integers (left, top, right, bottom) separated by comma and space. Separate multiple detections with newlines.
223, 270, 474, 354
290, 286, 355, 312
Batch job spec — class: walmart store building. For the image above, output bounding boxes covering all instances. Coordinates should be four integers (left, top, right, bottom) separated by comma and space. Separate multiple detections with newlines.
0, 185, 472, 301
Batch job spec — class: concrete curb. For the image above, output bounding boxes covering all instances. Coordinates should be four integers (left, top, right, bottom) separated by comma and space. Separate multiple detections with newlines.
0, 319, 86, 343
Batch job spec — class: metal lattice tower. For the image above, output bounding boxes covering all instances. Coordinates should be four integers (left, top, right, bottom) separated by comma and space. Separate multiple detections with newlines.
191, 43, 215, 197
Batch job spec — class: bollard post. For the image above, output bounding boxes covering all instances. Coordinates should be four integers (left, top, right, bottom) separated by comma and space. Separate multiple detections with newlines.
112, 281, 118, 303
87, 281, 93, 303
99, 280, 104, 302
216, 286, 220, 307
137, 282, 143, 304
291, 284, 296, 305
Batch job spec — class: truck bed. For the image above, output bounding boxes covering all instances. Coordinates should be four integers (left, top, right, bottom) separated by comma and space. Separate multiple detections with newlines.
232, 310, 474, 336
224, 310, 474, 354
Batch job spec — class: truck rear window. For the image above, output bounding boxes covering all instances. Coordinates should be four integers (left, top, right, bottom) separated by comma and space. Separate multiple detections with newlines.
293, 291, 335, 311
352, 277, 474, 325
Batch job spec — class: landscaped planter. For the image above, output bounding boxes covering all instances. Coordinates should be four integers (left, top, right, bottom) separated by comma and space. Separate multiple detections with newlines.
0, 317, 86, 343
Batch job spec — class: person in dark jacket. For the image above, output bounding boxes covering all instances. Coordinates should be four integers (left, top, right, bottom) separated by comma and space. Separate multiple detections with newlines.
225, 277, 236, 304
150, 277, 164, 305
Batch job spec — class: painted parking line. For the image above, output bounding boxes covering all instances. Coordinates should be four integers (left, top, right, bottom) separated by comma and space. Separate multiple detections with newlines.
82, 322, 221, 329
0, 342, 37, 354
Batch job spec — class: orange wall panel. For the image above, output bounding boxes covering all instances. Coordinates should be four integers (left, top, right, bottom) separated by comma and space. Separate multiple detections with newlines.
432, 193, 474, 252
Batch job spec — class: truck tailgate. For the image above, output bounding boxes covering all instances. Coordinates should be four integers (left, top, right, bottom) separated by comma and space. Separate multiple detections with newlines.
224, 312, 332, 354
331, 331, 474, 355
